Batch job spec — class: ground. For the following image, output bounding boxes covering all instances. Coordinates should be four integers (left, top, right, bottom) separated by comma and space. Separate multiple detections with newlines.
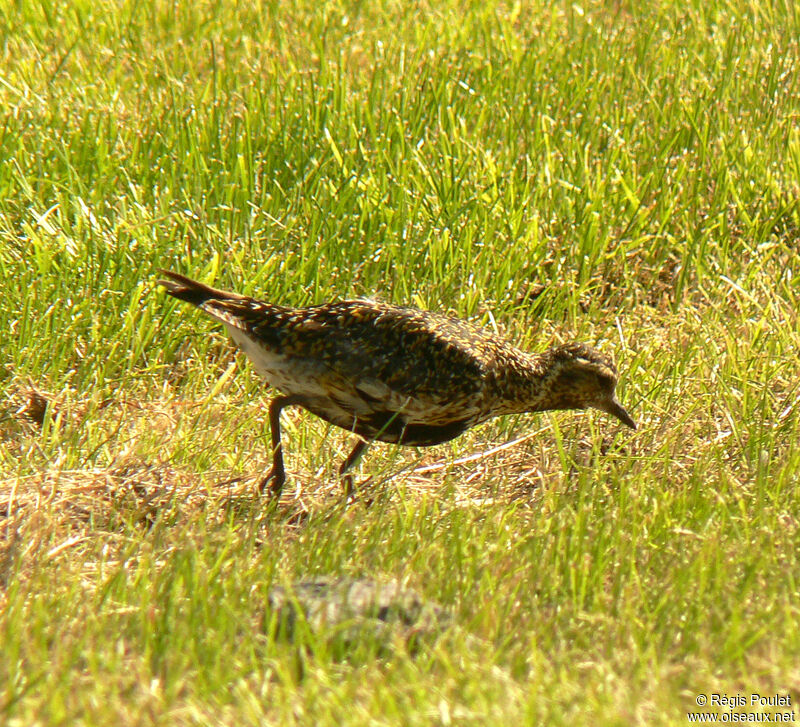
1, 0, 799, 724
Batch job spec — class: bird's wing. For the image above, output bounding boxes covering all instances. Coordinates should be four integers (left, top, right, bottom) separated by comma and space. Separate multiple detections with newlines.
298, 303, 491, 425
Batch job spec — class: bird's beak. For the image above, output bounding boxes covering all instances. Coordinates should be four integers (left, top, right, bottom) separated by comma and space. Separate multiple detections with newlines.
598, 397, 637, 429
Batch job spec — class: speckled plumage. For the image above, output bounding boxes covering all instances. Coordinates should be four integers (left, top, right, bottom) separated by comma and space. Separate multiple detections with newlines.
158, 270, 635, 496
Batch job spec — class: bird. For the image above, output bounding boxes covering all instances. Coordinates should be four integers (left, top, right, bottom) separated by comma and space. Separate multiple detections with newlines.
158, 270, 636, 497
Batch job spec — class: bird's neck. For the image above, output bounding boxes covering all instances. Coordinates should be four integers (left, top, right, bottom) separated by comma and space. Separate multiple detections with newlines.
488, 348, 574, 416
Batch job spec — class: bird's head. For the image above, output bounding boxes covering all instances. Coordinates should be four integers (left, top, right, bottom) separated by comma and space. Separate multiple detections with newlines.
543, 343, 636, 428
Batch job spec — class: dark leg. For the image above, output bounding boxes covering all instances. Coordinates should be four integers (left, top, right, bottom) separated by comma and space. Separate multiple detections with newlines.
339, 439, 368, 497
260, 395, 305, 496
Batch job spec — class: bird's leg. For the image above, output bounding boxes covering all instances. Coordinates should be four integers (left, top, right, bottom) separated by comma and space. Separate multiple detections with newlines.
339, 439, 369, 498
261, 395, 305, 497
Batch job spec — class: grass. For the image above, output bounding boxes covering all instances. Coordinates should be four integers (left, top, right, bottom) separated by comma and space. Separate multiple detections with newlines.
1, 0, 799, 723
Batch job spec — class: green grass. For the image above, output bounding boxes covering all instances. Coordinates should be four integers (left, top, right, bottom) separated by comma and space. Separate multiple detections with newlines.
1, 0, 799, 724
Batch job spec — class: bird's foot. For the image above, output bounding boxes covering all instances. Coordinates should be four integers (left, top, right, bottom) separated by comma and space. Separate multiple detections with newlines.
260, 468, 285, 498
342, 473, 356, 499
341, 474, 376, 509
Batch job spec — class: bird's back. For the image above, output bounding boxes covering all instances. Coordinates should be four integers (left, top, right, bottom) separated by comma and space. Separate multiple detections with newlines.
284, 300, 493, 397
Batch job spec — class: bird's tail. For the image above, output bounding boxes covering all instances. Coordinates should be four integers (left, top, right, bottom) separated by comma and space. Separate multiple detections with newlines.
157, 270, 246, 307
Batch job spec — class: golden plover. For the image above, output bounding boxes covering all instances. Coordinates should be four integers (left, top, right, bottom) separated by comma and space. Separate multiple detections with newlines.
158, 270, 636, 496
